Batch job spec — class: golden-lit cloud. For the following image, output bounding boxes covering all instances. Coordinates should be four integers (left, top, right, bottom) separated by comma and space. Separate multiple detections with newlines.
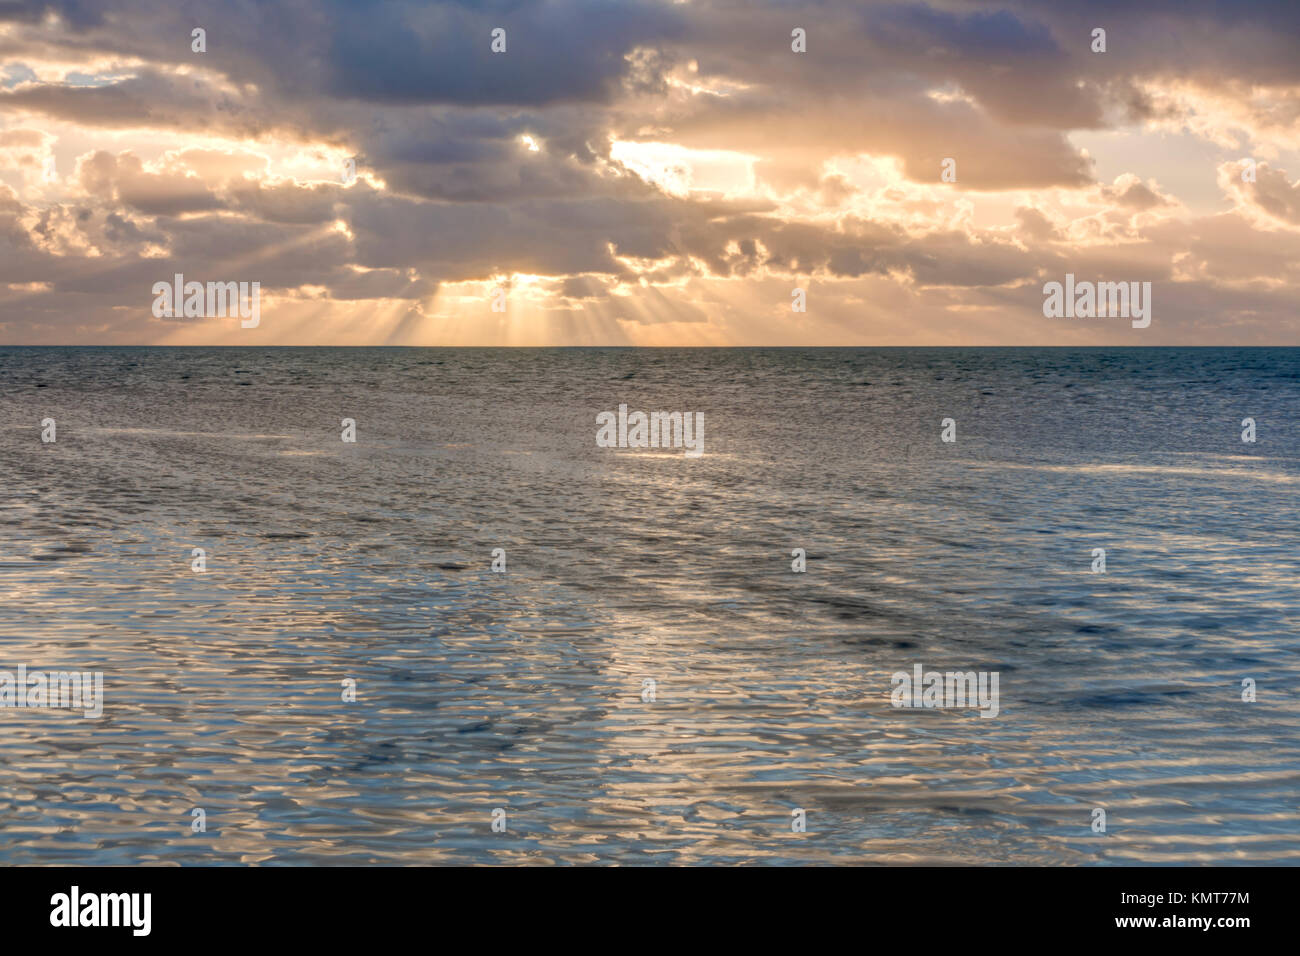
1, 0, 1299, 345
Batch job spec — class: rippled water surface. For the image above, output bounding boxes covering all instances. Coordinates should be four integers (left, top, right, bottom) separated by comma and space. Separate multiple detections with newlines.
1, 346, 1298, 865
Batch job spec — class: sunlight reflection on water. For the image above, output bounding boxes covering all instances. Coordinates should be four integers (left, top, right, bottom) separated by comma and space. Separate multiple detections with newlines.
1, 346, 1298, 864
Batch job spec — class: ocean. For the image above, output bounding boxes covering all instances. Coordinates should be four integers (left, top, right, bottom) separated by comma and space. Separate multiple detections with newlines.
1, 346, 1298, 864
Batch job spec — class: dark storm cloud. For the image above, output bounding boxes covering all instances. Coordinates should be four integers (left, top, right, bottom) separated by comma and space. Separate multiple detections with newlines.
0, 0, 106, 28
321, 0, 685, 105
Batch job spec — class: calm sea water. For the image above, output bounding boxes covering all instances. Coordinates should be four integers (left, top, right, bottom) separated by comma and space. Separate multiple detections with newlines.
1, 346, 1298, 865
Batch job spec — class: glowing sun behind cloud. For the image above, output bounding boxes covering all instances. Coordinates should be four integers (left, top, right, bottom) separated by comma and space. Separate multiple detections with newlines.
0, 1, 1297, 345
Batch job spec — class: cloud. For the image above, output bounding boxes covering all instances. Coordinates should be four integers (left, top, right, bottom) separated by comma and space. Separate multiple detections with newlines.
0, 0, 1296, 343
1099, 173, 1175, 211
1222, 160, 1300, 227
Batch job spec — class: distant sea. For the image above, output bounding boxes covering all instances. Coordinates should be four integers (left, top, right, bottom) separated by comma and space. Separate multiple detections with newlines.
1, 346, 1298, 864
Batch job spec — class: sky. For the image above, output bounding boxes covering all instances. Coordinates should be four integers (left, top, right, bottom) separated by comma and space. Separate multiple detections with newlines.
1, 0, 1298, 346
